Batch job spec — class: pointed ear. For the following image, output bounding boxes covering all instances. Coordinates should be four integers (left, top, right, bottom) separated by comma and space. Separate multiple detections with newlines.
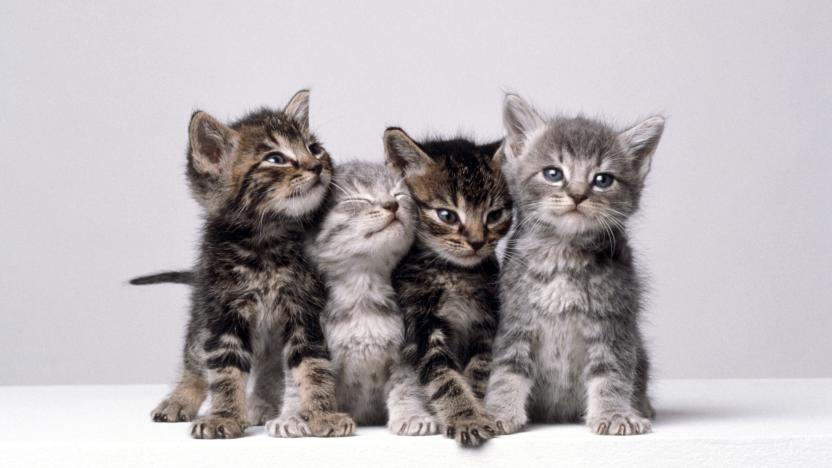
188, 111, 236, 175
503, 93, 545, 159
383, 127, 434, 176
619, 115, 665, 181
284, 89, 310, 130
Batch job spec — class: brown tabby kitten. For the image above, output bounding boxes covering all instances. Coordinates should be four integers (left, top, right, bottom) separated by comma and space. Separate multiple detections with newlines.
149, 90, 354, 439
385, 128, 513, 447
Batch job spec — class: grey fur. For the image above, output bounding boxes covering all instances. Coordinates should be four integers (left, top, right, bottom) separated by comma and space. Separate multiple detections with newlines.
485, 94, 664, 436
303, 161, 430, 428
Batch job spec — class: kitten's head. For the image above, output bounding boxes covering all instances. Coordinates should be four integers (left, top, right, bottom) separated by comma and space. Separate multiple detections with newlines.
501, 94, 664, 237
313, 161, 415, 268
384, 128, 512, 267
186, 89, 333, 220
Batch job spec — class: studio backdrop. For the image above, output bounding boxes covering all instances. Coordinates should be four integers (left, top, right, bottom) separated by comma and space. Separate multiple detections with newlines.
1, 0, 830, 385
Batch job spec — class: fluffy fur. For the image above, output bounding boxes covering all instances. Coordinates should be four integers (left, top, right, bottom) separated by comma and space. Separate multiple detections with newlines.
307, 161, 420, 426
484, 94, 664, 436
148, 90, 354, 439
385, 128, 513, 447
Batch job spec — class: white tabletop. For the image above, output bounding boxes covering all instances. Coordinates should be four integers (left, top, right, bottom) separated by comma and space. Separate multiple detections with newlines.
1, 379, 830, 467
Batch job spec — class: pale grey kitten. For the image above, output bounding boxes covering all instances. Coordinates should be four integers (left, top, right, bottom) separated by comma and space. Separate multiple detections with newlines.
299, 160, 437, 434
485, 94, 664, 436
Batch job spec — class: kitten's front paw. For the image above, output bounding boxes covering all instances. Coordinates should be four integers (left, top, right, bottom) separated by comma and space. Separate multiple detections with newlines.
587, 412, 652, 436
302, 411, 355, 437
190, 415, 246, 439
445, 412, 496, 448
487, 404, 528, 435
265, 414, 310, 437
151, 398, 199, 423
388, 414, 439, 436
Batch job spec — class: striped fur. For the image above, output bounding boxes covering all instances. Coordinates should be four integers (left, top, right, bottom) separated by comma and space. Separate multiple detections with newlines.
384, 128, 512, 447
150, 90, 354, 439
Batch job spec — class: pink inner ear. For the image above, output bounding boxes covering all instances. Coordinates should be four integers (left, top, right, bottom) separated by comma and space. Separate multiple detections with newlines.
208, 149, 221, 164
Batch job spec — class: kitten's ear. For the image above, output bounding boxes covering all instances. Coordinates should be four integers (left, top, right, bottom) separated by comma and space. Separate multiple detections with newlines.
284, 89, 310, 130
383, 127, 433, 176
619, 115, 665, 181
503, 93, 545, 159
188, 111, 237, 175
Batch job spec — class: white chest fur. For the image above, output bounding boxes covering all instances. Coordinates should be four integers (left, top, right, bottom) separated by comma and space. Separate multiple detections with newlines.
322, 274, 403, 425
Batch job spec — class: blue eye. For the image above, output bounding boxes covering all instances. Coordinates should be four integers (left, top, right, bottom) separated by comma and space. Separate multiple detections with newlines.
542, 167, 563, 183
436, 209, 458, 224
264, 152, 286, 164
593, 173, 614, 188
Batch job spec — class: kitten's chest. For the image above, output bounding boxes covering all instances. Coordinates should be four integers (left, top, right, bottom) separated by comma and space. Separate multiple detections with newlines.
324, 280, 403, 356
435, 272, 485, 347
525, 244, 593, 317
528, 272, 590, 317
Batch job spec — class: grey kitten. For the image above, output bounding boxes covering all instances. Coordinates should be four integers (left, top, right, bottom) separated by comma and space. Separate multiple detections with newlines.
485, 94, 664, 436
304, 160, 431, 431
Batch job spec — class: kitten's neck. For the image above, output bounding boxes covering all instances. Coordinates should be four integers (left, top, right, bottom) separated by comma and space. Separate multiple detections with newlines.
411, 239, 497, 272
205, 210, 302, 246
516, 216, 628, 257
317, 253, 398, 280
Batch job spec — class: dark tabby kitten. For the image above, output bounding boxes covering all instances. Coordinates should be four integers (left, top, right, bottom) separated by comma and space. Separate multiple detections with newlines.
149, 90, 353, 439
384, 128, 512, 447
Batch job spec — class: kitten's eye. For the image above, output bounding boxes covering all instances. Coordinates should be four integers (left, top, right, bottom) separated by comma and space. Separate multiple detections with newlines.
486, 208, 504, 224
593, 173, 615, 189
436, 209, 459, 224
264, 152, 287, 164
307, 143, 323, 155
394, 192, 409, 199
542, 167, 564, 183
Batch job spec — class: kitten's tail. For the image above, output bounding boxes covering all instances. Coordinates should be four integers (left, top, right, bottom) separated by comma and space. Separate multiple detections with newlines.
129, 270, 195, 285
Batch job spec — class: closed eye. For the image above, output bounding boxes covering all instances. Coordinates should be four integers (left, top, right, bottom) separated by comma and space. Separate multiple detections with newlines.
339, 198, 373, 205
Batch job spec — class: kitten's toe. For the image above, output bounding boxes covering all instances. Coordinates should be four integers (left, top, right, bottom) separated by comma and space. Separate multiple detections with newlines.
190, 415, 246, 439
445, 413, 496, 448
488, 406, 527, 435
302, 411, 355, 437
588, 412, 652, 436
151, 398, 198, 423
265, 414, 310, 438
388, 414, 439, 436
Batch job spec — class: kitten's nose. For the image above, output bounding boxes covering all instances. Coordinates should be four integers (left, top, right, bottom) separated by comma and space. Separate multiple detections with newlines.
382, 201, 399, 213
307, 162, 323, 175
468, 240, 485, 252
570, 193, 588, 205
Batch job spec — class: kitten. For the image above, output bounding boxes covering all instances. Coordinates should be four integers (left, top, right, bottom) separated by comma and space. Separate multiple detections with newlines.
148, 90, 354, 439
484, 94, 664, 436
306, 161, 426, 429
135, 161, 433, 431
384, 128, 513, 447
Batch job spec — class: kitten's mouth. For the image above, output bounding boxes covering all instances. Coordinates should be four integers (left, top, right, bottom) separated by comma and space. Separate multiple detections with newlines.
365, 218, 401, 238
290, 177, 323, 198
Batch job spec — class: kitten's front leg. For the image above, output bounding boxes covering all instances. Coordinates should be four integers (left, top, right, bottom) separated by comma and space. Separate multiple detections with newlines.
386, 363, 438, 436
584, 324, 651, 436
462, 315, 497, 400
483, 322, 536, 435
266, 372, 310, 437
266, 288, 354, 438
405, 312, 495, 447
190, 295, 256, 438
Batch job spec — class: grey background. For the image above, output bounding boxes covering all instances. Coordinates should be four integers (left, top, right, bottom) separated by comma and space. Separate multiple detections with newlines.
1, 0, 830, 385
